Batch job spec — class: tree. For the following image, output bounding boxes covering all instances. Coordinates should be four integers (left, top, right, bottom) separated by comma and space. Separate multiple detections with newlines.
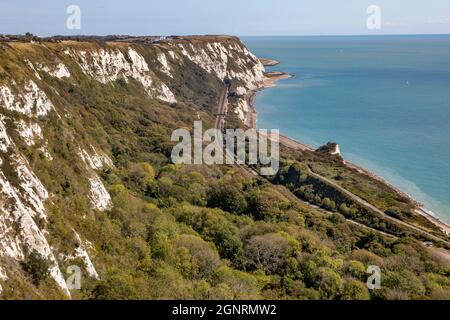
338, 203, 350, 215
313, 195, 322, 206
174, 235, 222, 280
346, 260, 366, 280
208, 182, 247, 214
341, 279, 370, 300
287, 280, 320, 300
312, 267, 343, 299
244, 233, 291, 274
211, 266, 260, 299
329, 200, 336, 211
128, 162, 156, 195
322, 198, 336, 211
322, 198, 332, 209
172, 205, 243, 261
90, 270, 152, 299
247, 189, 290, 221
350, 249, 384, 267
385, 207, 402, 220
383, 270, 426, 297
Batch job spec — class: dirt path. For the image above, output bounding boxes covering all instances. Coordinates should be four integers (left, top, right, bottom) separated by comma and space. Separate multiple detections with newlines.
306, 166, 450, 245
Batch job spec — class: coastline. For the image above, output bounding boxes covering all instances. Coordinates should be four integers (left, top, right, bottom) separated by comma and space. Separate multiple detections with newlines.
245, 71, 292, 129
250, 58, 450, 236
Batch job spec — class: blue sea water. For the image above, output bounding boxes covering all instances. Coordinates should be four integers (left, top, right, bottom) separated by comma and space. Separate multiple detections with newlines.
243, 35, 450, 223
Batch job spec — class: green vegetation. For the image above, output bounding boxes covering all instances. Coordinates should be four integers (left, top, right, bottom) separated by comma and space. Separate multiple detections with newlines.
0, 38, 448, 300
22, 251, 50, 286
273, 160, 448, 240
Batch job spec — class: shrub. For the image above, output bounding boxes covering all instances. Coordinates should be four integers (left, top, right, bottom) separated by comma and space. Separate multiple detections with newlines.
312, 267, 343, 299
339, 203, 350, 215
383, 270, 426, 297
173, 235, 222, 280
128, 162, 156, 195
22, 251, 50, 285
90, 270, 151, 299
247, 189, 290, 221
346, 260, 367, 279
172, 205, 243, 261
211, 266, 260, 299
341, 279, 370, 300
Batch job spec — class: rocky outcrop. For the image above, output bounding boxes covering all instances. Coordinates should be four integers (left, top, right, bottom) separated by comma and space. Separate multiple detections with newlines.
0, 80, 56, 117
65, 47, 177, 104
0, 77, 70, 295
172, 38, 266, 125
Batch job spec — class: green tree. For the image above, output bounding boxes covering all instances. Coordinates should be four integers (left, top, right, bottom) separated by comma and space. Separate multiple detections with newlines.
341, 279, 370, 300
208, 183, 247, 214
172, 205, 243, 261
312, 267, 343, 299
346, 260, 366, 280
128, 162, 156, 195
247, 189, 290, 221
338, 203, 350, 215
313, 195, 322, 206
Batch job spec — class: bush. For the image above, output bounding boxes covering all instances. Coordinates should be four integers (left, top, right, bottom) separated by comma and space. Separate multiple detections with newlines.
312, 267, 343, 299
339, 203, 350, 215
383, 270, 426, 297
385, 207, 402, 220
172, 205, 243, 261
22, 251, 50, 285
90, 270, 151, 299
173, 235, 222, 280
346, 260, 367, 280
341, 279, 370, 300
211, 266, 260, 299
322, 198, 336, 211
128, 162, 156, 195
247, 189, 290, 221
208, 182, 247, 214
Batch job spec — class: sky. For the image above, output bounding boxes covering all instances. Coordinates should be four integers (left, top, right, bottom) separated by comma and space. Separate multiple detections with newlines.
1, 0, 450, 36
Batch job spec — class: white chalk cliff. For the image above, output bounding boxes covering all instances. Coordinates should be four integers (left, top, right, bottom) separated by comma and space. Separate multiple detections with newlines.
0, 36, 266, 298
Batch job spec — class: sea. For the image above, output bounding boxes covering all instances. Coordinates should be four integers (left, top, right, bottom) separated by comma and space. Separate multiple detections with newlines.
243, 35, 450, 224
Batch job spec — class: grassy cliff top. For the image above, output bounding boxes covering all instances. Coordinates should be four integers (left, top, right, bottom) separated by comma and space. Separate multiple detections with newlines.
0, 34, 241, 45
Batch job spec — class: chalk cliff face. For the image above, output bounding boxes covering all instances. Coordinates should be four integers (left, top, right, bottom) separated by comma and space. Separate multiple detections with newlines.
0, 36, 265, 297
171, 38, 265, 124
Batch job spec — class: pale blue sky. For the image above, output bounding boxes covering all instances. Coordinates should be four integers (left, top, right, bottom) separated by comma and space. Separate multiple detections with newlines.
1, 0, 450, 36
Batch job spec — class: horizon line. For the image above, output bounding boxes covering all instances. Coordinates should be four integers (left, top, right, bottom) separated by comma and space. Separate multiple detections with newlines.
3, 32, 450, 38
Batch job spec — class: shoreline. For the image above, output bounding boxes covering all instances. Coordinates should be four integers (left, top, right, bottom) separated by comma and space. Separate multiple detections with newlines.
249, 58, 450, 236
245, 71, 292, 129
